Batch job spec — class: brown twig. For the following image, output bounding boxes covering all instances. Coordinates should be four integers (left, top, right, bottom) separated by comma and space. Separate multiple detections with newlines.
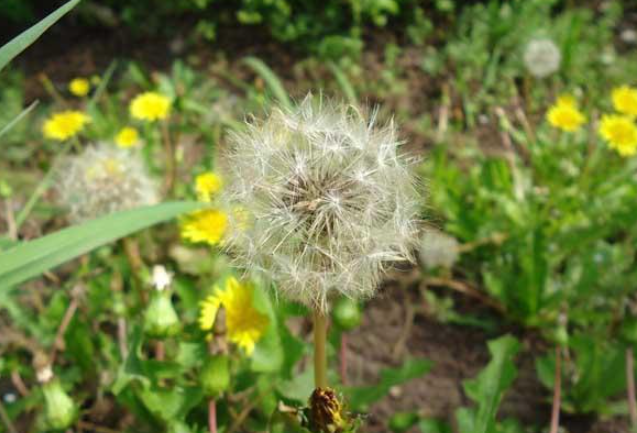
50, 290, 81, 364
208, 399, 218, 433
76, 420, 121, 433
549, 346, 562, 433
392, 303, 416, 360
423, 277, 505, 313
10, 371, 29, 397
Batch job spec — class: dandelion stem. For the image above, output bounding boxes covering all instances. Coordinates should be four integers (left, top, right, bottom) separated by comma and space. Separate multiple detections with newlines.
313, 309, 329, 389
340, 333, 347, 385
161, 120, 176, 197
627, 347, 637, 428
549, 346, 562, 433
208, 399, 218, 433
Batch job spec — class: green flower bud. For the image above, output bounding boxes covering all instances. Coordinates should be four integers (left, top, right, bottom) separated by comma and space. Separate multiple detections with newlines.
553, 326, 569, 346
144, 292, 180, 339
622, 318, 637, 344
200, 355, 230, 398
42, 379, 78, 430
332, 298, 362, 331
389, 412, 419, 432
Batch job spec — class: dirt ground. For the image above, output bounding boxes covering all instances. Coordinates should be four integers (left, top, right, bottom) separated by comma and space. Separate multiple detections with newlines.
348, 276, 631, 433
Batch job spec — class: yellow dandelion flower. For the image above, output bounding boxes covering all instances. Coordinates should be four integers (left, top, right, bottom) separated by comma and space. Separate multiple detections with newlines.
43, 111, 91, 141
199, 277, 268, 354
195, 172, 223, 202
599, 114, 637, 157
556, 94, 577, 107
130, 92, 171, 122
546, 99, 586, 132
68, 78, 90, 97
181, 209, 228, 245
115, 127, 140, 148
612, 85, 637, 117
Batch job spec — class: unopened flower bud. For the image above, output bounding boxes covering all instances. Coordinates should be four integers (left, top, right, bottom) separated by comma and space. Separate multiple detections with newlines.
332, 298, 362, 331
42, 379, 78, 430
200, 355, 230, 398
144, 292, 180, 338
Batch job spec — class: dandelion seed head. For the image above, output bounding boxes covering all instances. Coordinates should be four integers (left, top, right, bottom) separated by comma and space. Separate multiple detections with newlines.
220, 95, 421, 312
523, 38, 561, 78
55, 144, 159, 223
418, 230, 459, 270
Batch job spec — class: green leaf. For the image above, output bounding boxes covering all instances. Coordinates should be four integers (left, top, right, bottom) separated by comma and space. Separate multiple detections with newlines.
345, 358, 433, 410
251, 284, 284, 373
243, 57, 292, 109
0, 0, 81, 73
459, 335, 520, 433
0, 201, 201, 291
327, 62, 357, 105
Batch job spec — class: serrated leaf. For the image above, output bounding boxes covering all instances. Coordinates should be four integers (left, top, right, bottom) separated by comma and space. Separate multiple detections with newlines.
459, 335, 520, 433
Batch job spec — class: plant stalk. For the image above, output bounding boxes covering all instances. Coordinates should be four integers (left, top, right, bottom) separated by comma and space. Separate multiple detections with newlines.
161, 120, 176, 197
627, 347, 637, 428
208, 399, 217, 433
313, 309, 328, 389
340, 333, 348, 385
549, 346, 562, 433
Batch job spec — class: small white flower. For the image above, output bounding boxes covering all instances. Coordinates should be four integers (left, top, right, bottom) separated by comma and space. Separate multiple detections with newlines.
3, 392, 17, 404
220, 95, 421, 312
36, 365, 54, 384
523, 38, 561, 78
621, 29, 637, 44
152, 265, 173, 291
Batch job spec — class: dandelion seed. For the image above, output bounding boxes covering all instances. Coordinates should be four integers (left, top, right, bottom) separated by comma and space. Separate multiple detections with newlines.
198, 277, 269, 354
180, 209, 228, 245
152, 265, 173, 291
524, 38, 561, 78
130, 92, 171, 122
195, 172, 223, 202
115, 126, 140, 148
54, 144, 159, 222
220, 95, 420, 312
599, 114, 637, 157
43, 111, 91, 141
68, 78, 90, 97
612, 85, 637, 117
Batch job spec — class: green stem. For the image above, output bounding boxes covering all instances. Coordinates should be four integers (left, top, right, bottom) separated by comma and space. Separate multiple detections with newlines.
313, 309, 328, 389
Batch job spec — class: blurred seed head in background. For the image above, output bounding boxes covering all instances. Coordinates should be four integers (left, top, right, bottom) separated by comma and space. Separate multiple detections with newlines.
419, 230, 459, 271
523, 38, 561, 78
220, 95, 421, 312
55, 144, 159, 223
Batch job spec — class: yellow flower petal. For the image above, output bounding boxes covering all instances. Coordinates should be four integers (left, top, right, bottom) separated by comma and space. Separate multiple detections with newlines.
43, 111, 91, 141
180, 209, 228, 245
69, 78, 90, 97
130, 92, 171, 122
115, 127, 140, 148
599, 114, 637, 157
195, 172, 223, 202
612, 85, 637, 117
546, 100, 586, 132
198, 293, 222, 331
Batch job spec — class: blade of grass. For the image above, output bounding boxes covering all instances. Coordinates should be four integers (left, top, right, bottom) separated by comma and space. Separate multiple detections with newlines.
0, 201, 202, 291
0, 0, 81, 73
243, 57, 292, 109
0, 100, 39, 140
88, 60, 117, 107
327, 62, 357, 105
